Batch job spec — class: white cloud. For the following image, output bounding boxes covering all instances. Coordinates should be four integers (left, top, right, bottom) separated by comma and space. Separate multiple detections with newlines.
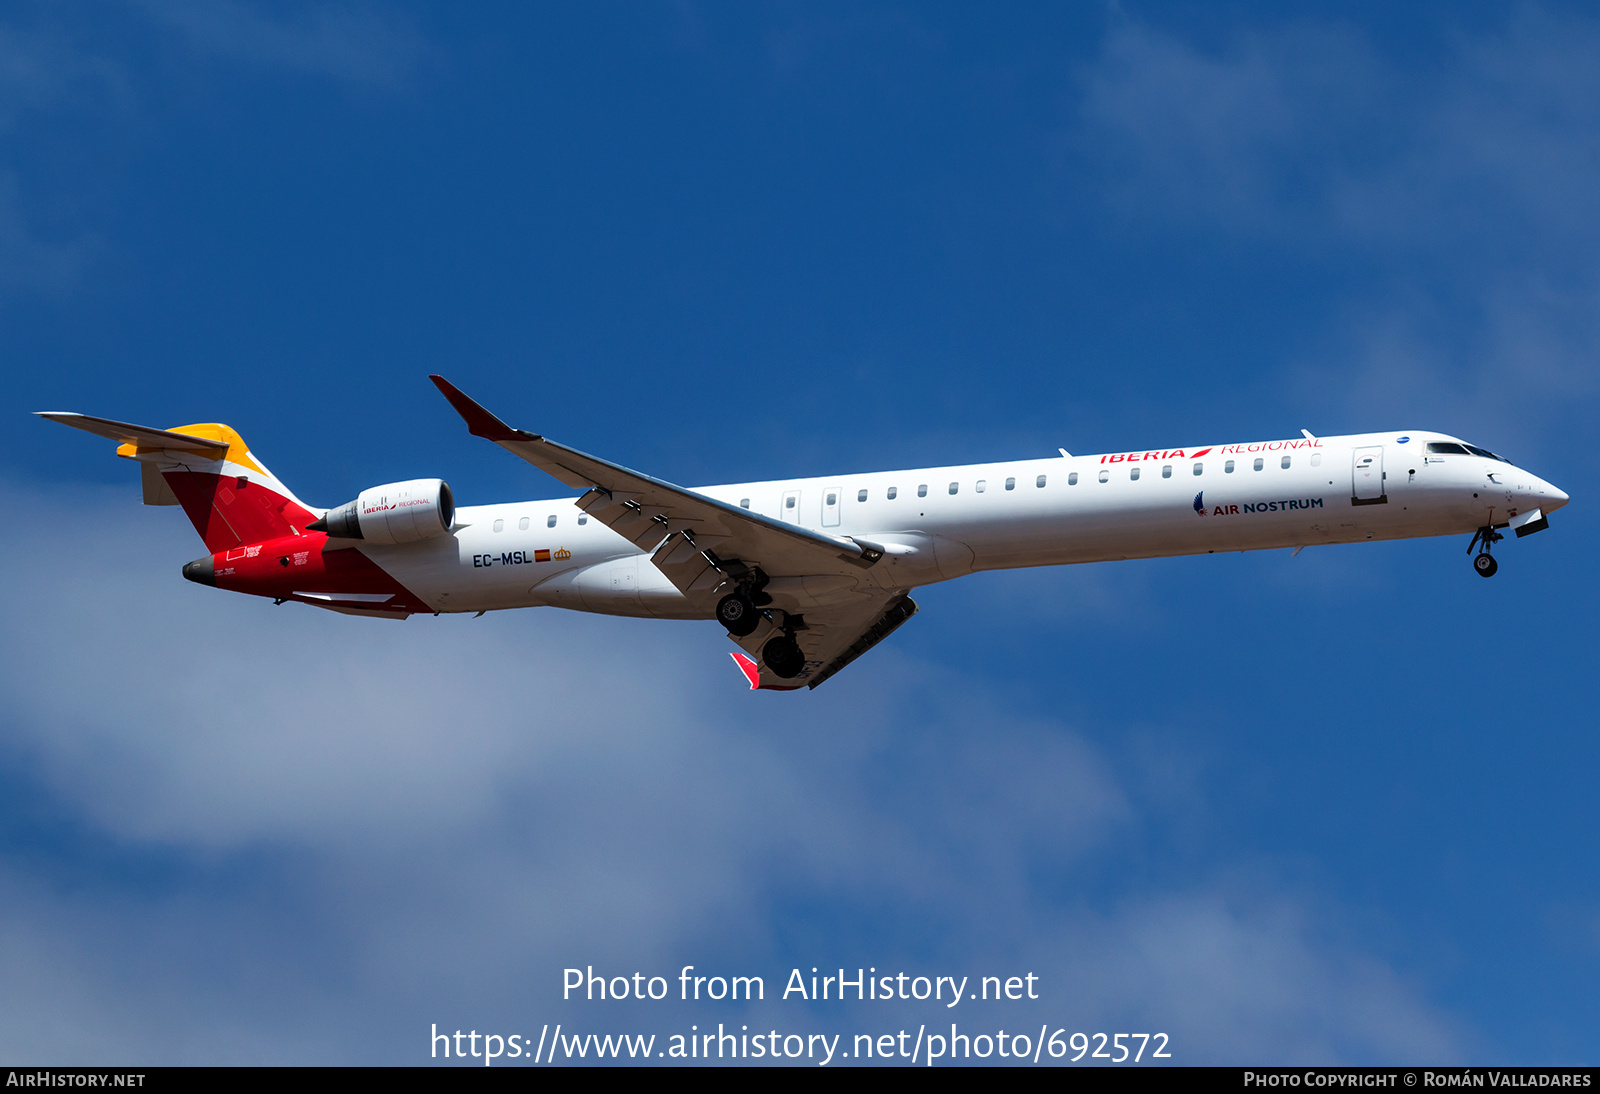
0, 480, 1463, 1061
1079, 9, 1600, 452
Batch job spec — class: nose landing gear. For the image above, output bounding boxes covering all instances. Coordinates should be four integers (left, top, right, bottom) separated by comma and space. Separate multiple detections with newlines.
1467, 525, 1504, 578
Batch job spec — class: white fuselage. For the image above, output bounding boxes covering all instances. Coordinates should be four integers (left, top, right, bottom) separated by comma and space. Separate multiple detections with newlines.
358, 431, 1568, 618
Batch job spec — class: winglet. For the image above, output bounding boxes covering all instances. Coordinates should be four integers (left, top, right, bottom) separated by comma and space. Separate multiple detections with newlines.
429, 375, 532, 443
729, 651, 761, 690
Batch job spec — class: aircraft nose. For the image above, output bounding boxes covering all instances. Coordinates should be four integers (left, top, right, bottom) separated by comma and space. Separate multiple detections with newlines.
1541, 480, 1570, 513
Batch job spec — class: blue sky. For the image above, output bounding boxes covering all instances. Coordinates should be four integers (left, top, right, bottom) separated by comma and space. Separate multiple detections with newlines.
2, 1, 1597, 1065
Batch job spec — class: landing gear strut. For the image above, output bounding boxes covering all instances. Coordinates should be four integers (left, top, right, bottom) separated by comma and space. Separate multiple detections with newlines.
1468, 525, 1503, 578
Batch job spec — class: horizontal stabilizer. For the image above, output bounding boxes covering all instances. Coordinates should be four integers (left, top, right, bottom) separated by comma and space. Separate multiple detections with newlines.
34, 412, 230, 456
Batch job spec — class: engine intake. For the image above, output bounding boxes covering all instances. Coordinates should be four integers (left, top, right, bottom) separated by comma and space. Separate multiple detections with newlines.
311, 479, 455, 544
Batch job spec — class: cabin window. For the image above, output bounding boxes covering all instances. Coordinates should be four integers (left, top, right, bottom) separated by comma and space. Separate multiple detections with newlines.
1225, 460, 1235, 473
1281, 455, 1291, 469
1254, 458, 1264, 471
1004, 477, 1015, 491
493, 519, 504, 532
1068, 472, 1078, 485
918, 484, 928, 497
1193, 463, 1203, 476
857, 489, 867, 502
578, 515, 588, 525
1162, 465, 1172, 478
1129, 467, 1140, 480
826, 492, 837, 505
785, 496, 796, 509
1098, 470, 1109, 483
740, 498, 749, 508
1036, 475, 1047, 488
519, 516, 530, 530
887, 486, 898, 500
547, 515, 558, 528
1310, 453, 1322, 467
948, 482, 959, 495
976, 479, 986, 493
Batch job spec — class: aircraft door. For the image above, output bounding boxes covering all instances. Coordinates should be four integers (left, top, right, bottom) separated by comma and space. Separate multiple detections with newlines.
781, 489, 801, 524
822, 485, 841, 527
1352, 446, 1386, 504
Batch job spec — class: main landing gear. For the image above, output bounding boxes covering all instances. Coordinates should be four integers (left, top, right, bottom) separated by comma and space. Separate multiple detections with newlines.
715, 571, 804, 678
762, 634, 806, 679
1467, 525, 1503, 578
716, 591, 760, 637
717, 592, 806, 678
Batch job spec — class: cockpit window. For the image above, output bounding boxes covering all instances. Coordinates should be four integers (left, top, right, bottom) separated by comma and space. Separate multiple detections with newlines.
1429, 440, 1509, 461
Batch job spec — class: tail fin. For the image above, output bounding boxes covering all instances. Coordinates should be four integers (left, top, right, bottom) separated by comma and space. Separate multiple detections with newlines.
36, 412, 319, 551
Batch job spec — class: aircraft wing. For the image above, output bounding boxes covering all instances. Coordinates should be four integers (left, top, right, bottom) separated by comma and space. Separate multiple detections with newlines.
728, 591, 918, 690
430, 376, 887, 601
431, 376, 920, 689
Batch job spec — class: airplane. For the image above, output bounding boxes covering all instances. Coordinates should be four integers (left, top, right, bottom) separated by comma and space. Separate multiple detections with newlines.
37, 376, 1569, 691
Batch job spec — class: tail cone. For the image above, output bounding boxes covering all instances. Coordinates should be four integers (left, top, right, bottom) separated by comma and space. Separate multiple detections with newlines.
182, 556, 216, 587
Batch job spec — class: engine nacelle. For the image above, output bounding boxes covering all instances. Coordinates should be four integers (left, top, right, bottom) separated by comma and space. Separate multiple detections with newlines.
313, 479, 455, 544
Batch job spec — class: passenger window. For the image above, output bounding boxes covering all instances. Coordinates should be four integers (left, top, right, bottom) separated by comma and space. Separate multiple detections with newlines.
1068, 472, 1078, 485
493, 519, 504, 532
1280, 456, 1291, 469
1310, 453, 1322, 467
976, 479, 986, 493
1254, 458, 1264, 471
918, 485, 928, 497
1036, 475, 1046, 488
519, 516, 530, 530
1225, 460, 1235, 473
1193, 463, 1203, 476
857, 489, 867, 502
948, 482, 958, 495
826, 493, 837, 505
786, 496, 796, 509
1005, 477, 1015, 490
1098, 470, 1109, 483
547, 515, 557, 528
1162, 465, 1172, 478
887, 487, 898, 500
578, 516, 588, 525
1129, 467, 1140, 480
740, 498, 750, 509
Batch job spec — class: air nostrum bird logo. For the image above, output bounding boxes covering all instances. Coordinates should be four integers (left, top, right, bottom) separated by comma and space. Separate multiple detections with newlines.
1193, 491, 1205, 515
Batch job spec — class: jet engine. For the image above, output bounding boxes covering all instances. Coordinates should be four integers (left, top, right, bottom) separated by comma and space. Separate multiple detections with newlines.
310, 478, 455, 544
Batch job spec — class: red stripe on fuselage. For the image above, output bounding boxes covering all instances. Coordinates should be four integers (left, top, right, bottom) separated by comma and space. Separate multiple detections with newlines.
213, 532, 430, 614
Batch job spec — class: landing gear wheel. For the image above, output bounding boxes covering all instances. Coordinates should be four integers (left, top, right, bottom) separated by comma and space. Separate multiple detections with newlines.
716, 592, 759, 637
1474, 553, 1498, 578
762, 635, 805, 679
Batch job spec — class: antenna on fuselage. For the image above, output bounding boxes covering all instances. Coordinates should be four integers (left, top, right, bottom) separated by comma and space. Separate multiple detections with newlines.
1301, 429, 1317, 442
1059, 448, 1072, 458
